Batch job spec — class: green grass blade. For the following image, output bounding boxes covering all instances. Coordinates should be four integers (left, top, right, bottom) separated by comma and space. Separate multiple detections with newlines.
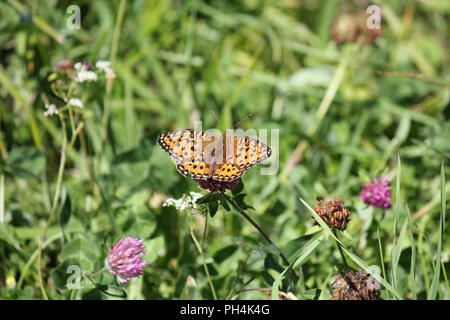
271, 231, 323, 300
427, 161, 446, 299
0, 65, 42, 150
391, 154, 402, 290
405, 204, 417, 299
377, 228, 390, 300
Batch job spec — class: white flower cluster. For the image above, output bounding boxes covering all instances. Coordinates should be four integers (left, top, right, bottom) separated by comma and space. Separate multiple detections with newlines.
44, 103, 59, 117
162, 192, 204, 211
73, 60, 116, 83
74, 62, 98, 83
96, 60, 116, 79
68, 98, 84, 109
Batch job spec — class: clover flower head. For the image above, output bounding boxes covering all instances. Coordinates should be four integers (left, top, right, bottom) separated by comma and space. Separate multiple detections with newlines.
106, 237, 147, 283
44, 103, 59, 117
360, 176, 393, 210
194, 178, 239, 192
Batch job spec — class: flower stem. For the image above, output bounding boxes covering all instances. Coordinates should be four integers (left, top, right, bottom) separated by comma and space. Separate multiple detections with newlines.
221, 193, 299, 281
190, 224, 218, 300
333, 229, 349, 270
37, 239, 48, 300
0, 174, 4, 224
43, 114, 68, 237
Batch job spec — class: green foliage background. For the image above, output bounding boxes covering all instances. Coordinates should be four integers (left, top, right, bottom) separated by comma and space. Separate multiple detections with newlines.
0, 0, 449, 300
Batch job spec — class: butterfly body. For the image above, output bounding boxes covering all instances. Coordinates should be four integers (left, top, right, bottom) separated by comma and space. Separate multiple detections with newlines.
157, 129, 271, 182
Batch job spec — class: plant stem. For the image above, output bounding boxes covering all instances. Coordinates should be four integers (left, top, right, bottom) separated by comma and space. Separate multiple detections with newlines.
37, 239, 49, 300
0, 174, 4, 224
190, 224, 218, 300
43, 114, 68, 237
18, 233, 60, 288
222, 193, 299, 281
333, 229, 349, 270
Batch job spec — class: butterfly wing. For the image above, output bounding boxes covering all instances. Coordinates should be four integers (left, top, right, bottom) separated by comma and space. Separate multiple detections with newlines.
211, 163, 246, 182
233, 136, 272, 171
176, 161, 214, 180
157, 129, 215, 162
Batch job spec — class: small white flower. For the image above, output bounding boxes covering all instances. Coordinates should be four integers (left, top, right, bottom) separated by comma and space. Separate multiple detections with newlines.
75, 70, 98, 83
189, 192, 203, 208
68, 98, 84, 109
44, 103, 59, 117
73, 61, 98, 83
95, 61, 111, 70
96, 60, 116, 80
162, 192, 204, 211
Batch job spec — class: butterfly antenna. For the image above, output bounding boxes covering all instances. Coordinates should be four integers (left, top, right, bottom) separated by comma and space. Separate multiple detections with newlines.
232, 113, 253, 129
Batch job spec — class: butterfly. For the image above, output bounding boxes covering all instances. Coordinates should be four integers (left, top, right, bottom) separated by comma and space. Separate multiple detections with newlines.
157, 129, 272, 182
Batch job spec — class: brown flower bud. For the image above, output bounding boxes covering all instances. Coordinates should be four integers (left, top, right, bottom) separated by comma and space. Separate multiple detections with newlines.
313, 197, 351, 230
330, 270, 380, 300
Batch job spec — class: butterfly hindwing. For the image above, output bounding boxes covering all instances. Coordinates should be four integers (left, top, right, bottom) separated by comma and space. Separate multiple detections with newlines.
176, 161, 213, 180
211, 163, 245, 182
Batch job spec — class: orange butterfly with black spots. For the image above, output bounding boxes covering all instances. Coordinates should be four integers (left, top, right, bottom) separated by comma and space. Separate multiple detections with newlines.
157, 129, 272, 182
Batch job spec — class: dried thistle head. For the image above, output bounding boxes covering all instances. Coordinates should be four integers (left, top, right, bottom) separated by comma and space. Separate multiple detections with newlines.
330, 270, 380, 300
313, 197, 351, 230
331, 12, 382, 45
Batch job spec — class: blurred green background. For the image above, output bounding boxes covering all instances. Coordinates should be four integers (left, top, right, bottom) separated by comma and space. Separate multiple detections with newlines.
0, 0, 449, 300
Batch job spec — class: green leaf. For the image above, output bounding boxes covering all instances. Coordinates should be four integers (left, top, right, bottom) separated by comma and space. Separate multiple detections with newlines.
233, 194, 254, 210
2, 146, 45, 179
61, 237, 99, 271
143, 236, 165, 264
292, 232, 324, 269
214, 245, 238, 263
208, 195, 219, 218
218, 193, 230, 211
197, 193, 213, 204
121, 206, 157, 239
282, 231, 322, 260
111, 147, 151, 183
231, 179, 244, 195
